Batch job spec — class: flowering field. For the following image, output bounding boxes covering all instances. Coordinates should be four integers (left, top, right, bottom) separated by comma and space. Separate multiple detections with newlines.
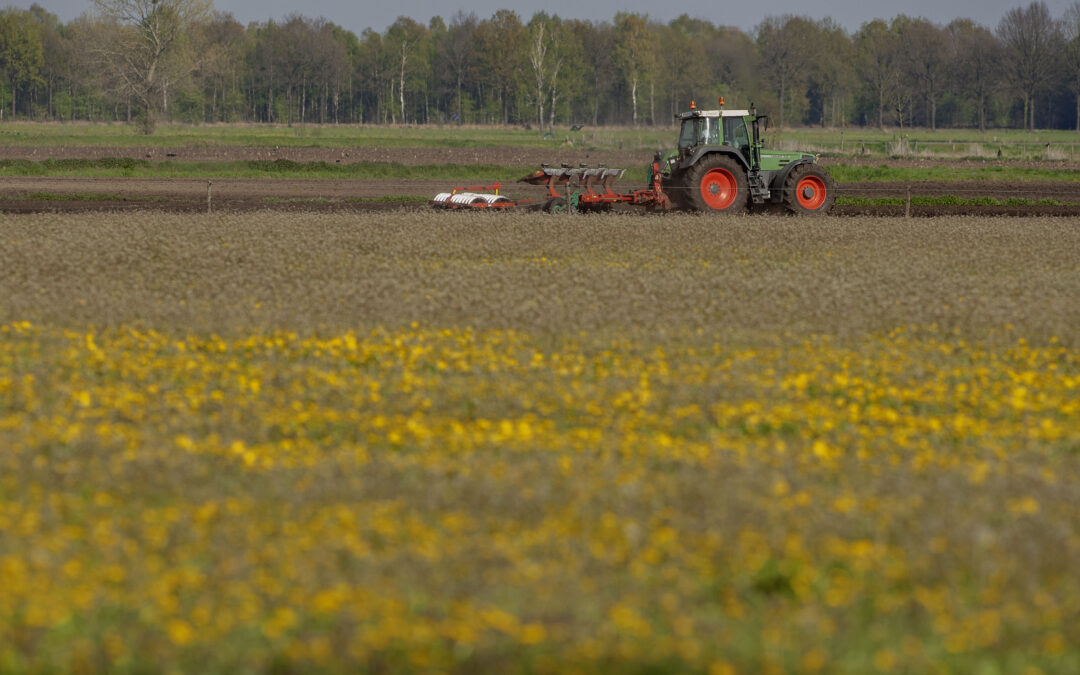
1, 212, 1079, 673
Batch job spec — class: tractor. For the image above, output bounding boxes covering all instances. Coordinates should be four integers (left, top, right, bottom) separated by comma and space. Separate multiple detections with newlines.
661, 100, 835, 214
430, 100, 836, 215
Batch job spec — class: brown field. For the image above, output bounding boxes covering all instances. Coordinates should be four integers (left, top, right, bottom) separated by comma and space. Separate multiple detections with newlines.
3, 175, 1079, 216
2, 145, 1080, 215
3, 210, 1078, 343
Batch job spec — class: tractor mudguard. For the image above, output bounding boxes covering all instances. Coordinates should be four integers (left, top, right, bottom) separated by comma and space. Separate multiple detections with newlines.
676, 145, 751, 174
769, 158, 816, 198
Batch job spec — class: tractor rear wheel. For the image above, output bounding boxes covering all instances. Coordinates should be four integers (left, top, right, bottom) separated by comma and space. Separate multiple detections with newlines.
782, 164, 835, 215
686, 155, 748, 213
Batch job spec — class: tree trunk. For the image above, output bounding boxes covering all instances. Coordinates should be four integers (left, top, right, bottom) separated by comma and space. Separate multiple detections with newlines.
631, 77, 638, 126
399, 57, 406, 124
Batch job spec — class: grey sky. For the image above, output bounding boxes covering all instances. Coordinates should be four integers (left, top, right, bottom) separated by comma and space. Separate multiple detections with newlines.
9, 0, 1076, 35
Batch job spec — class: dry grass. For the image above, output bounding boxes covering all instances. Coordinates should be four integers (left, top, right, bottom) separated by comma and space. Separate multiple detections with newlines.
1, 211, 1079, 674
1, 211, 1077, 344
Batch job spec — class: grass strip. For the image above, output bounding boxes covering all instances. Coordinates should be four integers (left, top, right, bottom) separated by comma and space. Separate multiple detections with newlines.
0, 158, 653, 183
0, 191, 144, 201
0, 125, 615, 149
828, 163, 1080, 183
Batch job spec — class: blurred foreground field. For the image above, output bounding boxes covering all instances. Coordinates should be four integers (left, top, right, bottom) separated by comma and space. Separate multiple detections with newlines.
1, 212, 1079, 673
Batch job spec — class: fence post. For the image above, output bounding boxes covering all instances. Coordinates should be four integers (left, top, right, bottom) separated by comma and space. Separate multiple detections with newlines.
207, 180, 213, 214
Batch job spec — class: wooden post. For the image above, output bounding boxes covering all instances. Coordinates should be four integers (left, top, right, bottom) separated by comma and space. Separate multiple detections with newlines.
207, 180, 213, 214
905, 184, 911, 219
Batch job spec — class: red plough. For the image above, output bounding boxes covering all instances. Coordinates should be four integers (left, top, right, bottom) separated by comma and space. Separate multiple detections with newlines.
430, 155, 672, 213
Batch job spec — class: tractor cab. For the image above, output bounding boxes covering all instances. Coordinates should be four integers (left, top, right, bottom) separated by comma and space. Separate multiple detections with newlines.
676, 108, 753, 164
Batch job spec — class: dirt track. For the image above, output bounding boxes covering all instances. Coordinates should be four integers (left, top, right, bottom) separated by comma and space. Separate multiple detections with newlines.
3, 145, 1080, 215
3, 176, 1080, 216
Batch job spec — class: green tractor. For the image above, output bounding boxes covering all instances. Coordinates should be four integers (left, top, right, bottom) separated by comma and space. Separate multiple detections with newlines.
661, 102, 835, 214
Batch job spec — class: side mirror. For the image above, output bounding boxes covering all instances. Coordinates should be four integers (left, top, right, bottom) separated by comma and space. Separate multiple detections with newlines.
757, 115, 770, 132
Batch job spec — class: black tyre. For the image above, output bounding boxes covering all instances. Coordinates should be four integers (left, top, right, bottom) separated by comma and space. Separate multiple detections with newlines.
579, 202, 613, 213
663, 174, 690, 210
782, 163, 836, 215
686, 155, 749, 213
542, 196, 568, 213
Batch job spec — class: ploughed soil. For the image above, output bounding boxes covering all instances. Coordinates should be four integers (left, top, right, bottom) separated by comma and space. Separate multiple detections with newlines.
2, 145, 1079, 216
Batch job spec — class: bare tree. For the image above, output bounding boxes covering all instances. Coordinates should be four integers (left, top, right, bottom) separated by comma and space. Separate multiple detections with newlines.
997, 1, 1061, 130
384, 17, 428, 124
525, 12, 577, 131
614, 12, 655, 125
91, 0, 212, 132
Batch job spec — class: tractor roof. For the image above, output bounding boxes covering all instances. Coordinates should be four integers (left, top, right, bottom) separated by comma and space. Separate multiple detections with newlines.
676, 109, 751, 120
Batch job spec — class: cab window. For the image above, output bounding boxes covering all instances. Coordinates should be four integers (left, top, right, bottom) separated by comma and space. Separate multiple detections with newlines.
678, 118, 720, 149
723, 117, 750, 157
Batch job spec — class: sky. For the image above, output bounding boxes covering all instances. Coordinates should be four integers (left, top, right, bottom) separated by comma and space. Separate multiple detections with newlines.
10, 0, 1077, 35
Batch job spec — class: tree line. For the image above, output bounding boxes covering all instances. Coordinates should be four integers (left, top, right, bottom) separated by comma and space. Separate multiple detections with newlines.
2, 0, 1080, 132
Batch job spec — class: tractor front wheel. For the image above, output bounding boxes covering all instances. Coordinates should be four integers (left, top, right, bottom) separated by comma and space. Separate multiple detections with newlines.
783, 164, 836, 215
686, 155, 749, 213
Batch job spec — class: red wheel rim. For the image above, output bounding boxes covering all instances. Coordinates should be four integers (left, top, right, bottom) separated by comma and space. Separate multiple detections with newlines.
796, 175, 827, 210
700, 168, 738, 210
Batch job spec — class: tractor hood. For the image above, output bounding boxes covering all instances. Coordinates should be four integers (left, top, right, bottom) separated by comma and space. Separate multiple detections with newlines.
759, 150, 817, 171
